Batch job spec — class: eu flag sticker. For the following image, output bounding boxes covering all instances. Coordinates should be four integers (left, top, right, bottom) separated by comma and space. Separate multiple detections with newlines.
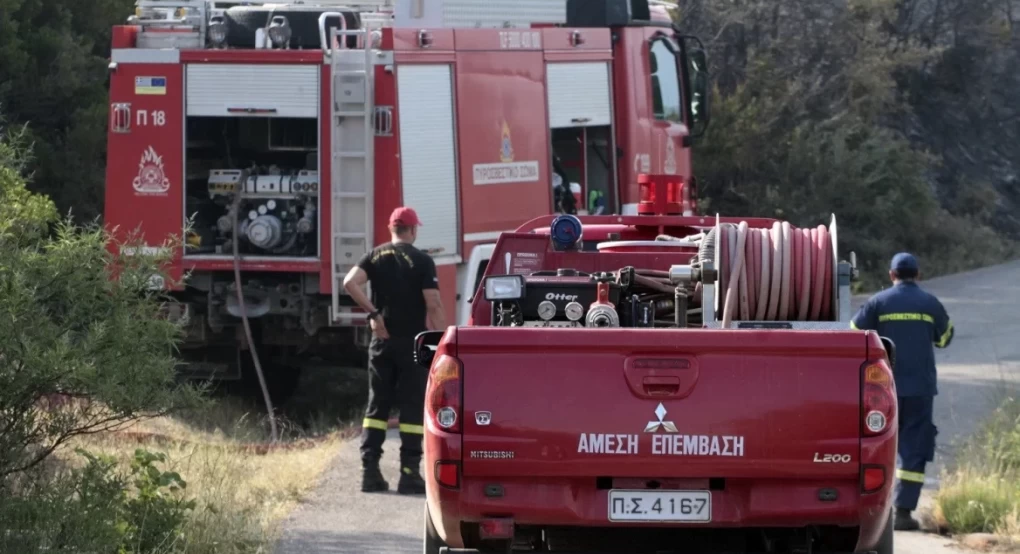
135, 76, 167, 95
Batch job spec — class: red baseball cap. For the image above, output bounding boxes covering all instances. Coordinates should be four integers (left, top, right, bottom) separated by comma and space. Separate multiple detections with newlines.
389, 206, 422, 227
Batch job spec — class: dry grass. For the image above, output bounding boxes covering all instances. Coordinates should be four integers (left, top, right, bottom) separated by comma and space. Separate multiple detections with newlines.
934, 394, 1020, 543
51, 398, 347, 554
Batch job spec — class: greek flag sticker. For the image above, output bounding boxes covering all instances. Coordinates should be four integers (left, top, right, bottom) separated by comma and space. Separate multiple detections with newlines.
135, 76, 167, 95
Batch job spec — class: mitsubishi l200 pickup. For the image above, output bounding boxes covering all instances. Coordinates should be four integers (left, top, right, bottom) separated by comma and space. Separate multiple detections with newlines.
415, 207, 899, 554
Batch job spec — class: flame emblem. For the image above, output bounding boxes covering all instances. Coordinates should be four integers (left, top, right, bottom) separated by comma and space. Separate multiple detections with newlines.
499, 120, 514, 163
132, 146, 170, 194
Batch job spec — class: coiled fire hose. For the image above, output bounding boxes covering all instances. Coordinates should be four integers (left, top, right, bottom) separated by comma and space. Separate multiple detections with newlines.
231, 170, 279, 442
715, 221, 835, 328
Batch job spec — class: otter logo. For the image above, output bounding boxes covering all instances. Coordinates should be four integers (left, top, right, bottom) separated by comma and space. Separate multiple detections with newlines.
546, 293, 579, 302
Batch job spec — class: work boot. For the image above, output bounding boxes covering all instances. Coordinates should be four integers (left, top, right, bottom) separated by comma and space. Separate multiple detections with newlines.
397, 465, 426, 495
894, 508, 920, 531
361, 460, 389, 493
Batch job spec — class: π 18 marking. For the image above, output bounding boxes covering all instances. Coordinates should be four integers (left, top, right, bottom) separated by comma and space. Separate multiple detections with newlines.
136, 110, 166, 127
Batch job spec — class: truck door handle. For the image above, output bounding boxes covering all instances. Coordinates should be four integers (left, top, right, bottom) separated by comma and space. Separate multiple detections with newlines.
642, 376, 681, 396
623, 357, 699, 400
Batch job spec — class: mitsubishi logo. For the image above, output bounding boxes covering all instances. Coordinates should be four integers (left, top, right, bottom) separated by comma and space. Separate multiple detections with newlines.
644, 402, 677, 433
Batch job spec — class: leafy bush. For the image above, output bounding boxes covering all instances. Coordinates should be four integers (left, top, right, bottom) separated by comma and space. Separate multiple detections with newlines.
0, 448, 196, 553
122, 449, 198, 553
0, 116, 201, 480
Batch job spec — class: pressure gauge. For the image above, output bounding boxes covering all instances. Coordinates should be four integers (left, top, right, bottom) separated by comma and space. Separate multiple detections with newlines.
537, 300, 557, 321
267, 199, 277, 210
565, 301, 584, 322
248, 210, 258, 220
258, 204, 268, 215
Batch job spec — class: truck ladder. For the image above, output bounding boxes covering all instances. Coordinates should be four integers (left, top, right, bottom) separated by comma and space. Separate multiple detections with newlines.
328, 22, 378, 324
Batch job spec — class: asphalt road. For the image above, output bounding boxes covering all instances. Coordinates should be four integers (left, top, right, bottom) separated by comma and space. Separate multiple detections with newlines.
276, 260, 1020, 554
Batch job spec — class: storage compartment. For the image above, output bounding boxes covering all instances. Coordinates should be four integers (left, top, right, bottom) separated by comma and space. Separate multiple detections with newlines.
185, 64, 320, 118
396, 64, 460, 258
547, 61, 615, 215
183, 116, 320, 258
552, 125, 616, 215
547, 61, 612, 129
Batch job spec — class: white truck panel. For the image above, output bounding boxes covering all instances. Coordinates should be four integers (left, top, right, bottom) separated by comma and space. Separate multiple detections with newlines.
394, 0, 566, 28
186, 64, 319, 118
547, 61, 613, 128
396, 64, 460, 258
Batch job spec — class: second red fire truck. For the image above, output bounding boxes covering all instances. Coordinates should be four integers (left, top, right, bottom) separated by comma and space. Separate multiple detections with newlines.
103, 0, 710, 395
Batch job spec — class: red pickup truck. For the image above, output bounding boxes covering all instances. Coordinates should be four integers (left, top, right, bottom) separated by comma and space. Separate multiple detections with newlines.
416, 211, 899, 554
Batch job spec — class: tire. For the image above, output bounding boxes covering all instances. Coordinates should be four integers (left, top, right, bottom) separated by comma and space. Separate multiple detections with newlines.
424, 503, 448, 554
869, 510, 895, 554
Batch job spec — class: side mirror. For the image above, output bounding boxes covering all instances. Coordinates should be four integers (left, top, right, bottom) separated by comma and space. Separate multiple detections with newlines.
880, 336, 897, 372
414, 330, 444, 369
687, 48, 710, 137
677, 34, 710, 138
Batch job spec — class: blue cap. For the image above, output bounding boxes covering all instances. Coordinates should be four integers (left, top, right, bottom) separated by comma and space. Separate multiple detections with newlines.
890, 252, 919, 272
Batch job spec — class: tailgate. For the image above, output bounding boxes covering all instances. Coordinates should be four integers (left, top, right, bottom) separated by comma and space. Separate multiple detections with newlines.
458, 327, 868, 480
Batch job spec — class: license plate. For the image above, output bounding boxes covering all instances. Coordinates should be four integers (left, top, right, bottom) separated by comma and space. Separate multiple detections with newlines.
607, 489, 711, 522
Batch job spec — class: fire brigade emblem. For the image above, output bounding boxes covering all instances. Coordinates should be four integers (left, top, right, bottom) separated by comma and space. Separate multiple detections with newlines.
132, 146, 171, 195
499, 120, 515, 163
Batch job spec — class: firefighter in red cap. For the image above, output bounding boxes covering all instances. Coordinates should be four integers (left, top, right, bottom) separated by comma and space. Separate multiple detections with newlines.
342, 206, 446, 494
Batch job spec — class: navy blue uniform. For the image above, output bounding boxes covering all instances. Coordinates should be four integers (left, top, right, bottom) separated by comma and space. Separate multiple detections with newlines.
851, 279, 953, 511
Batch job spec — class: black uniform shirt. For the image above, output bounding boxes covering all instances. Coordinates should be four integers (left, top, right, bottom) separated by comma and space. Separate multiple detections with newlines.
357, 241, 438, 338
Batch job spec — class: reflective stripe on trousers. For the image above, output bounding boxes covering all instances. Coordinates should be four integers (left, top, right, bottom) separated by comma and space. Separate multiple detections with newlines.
895, 395, 936, 511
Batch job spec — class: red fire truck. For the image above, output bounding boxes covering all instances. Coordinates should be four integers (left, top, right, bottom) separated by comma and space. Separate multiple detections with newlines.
102, 0, 710, 394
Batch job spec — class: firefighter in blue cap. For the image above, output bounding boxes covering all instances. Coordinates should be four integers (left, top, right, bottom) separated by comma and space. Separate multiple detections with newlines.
851, 252, 954, 531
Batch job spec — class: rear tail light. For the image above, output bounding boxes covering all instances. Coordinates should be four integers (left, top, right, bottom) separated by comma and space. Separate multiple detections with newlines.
435, 460, 460, 489
861, 360, 896, 437
861, 465, 886, 493
427, 353, 462, 433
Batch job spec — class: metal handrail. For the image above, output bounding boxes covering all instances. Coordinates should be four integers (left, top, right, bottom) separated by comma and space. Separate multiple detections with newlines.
318, 11, 348, 53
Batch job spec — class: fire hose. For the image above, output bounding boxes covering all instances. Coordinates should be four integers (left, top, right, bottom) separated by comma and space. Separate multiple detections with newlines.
231, 170, 279, 442
716, 221, 835, 328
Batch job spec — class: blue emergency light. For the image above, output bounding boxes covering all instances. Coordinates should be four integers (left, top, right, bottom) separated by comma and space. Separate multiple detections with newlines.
550, 214, 583, 251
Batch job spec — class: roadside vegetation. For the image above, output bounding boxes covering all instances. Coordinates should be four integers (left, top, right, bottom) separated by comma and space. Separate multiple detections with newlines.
674, 0, 1020, 288
0, 118, 345, 552
935, 394, 1020, 542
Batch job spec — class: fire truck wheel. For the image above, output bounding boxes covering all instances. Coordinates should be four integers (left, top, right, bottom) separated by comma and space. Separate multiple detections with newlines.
423, 504, 447, 554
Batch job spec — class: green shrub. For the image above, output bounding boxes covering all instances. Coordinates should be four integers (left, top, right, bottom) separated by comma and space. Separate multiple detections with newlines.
0, 447, 196, 553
